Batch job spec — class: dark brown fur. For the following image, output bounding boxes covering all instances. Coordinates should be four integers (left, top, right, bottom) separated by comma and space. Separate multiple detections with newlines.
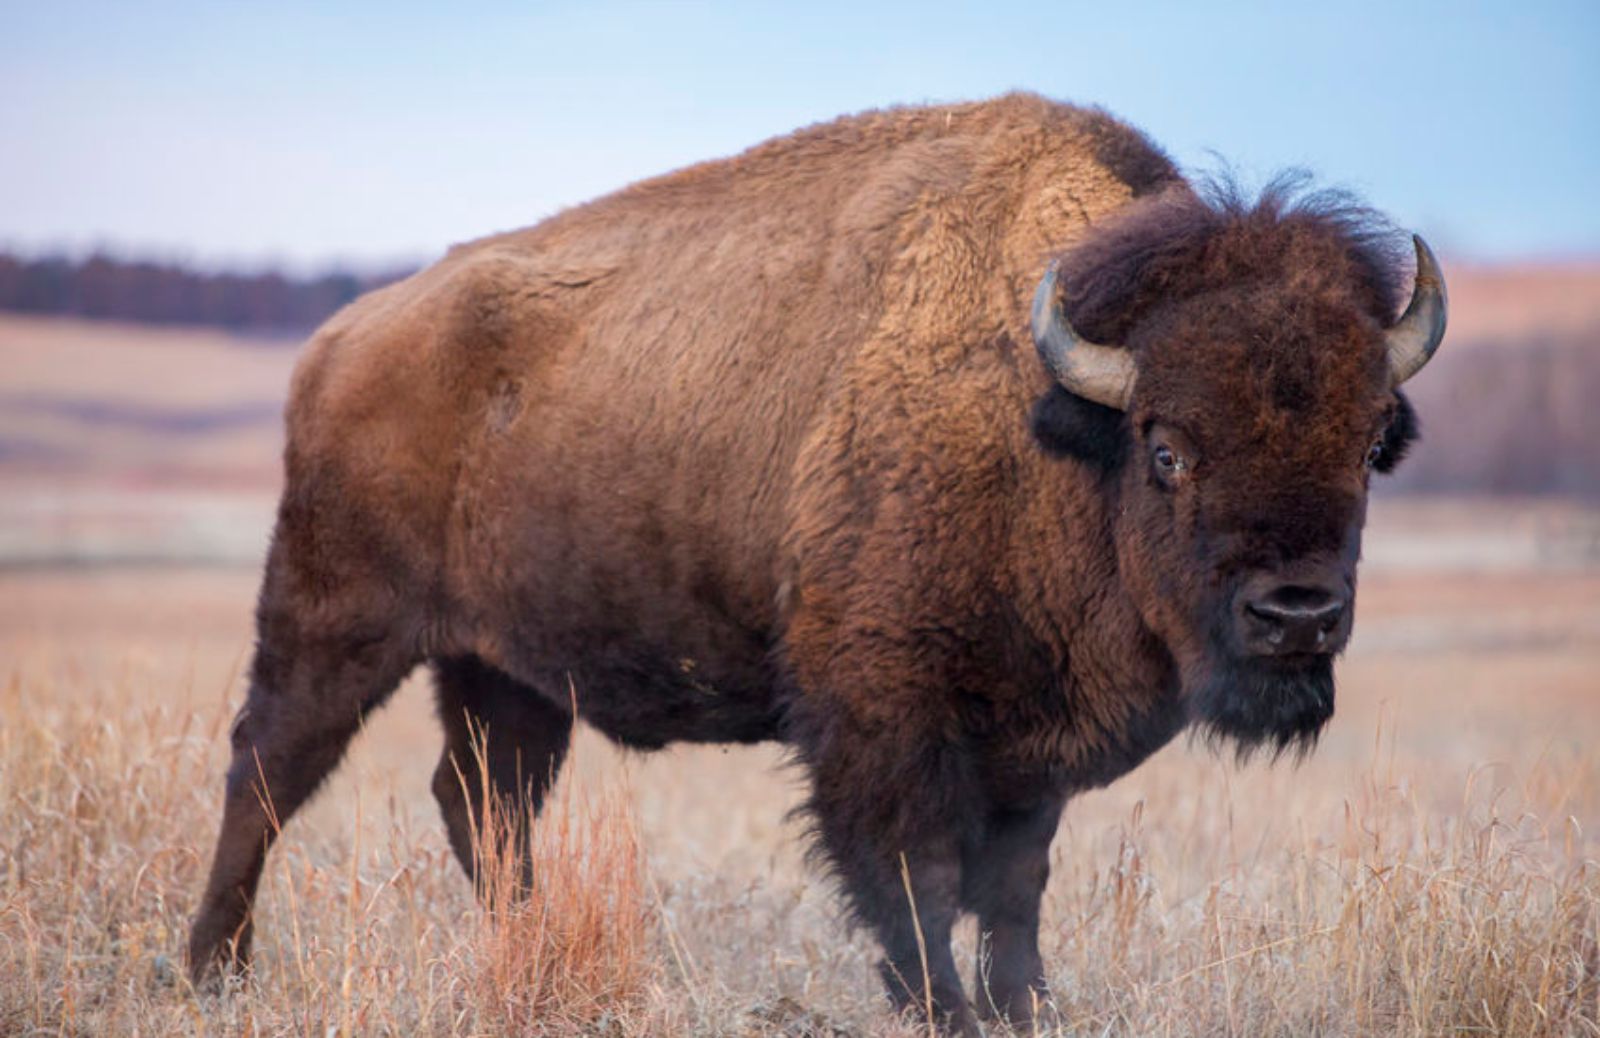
188, 94, 1421, 1033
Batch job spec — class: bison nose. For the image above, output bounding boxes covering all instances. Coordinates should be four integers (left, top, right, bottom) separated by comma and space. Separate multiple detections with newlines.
1237, 584, 1349, 656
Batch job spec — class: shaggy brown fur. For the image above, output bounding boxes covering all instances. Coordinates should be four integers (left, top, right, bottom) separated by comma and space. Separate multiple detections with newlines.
188, 94, 1424, 1033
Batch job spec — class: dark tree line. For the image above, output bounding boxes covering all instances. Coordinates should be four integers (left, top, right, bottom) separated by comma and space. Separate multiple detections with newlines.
0, 252, 415, 334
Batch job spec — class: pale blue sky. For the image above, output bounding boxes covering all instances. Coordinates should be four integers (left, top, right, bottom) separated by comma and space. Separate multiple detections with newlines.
3, 1, 1596, 270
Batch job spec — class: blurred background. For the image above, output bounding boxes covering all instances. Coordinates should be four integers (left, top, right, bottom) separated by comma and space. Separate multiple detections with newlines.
3, 4, 1598, 1033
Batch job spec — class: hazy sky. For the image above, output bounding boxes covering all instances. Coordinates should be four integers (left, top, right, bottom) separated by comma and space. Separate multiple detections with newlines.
4, 1, 1596, 270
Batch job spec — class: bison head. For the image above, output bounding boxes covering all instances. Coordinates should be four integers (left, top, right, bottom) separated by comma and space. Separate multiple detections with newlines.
1030, 181, 1444, 755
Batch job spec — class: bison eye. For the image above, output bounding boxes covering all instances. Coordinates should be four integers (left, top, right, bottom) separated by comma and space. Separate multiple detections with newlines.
1364, 438, 1385, 469
1146, 423, 1196, 487
1152, 443, 1188, 484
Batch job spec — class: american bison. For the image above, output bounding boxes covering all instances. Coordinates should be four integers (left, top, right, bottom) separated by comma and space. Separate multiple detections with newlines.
189, 93, 1445, 1032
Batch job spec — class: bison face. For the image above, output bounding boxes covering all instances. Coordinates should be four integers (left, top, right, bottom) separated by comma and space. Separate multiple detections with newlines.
1031, 224, 1442, 755
1107, 311, 1414, 755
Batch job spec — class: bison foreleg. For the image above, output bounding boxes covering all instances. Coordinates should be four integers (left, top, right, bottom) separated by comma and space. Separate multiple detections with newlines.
964, 795, 1065, 1027
870, 851, 977, 1038
793, 716, 983, 1036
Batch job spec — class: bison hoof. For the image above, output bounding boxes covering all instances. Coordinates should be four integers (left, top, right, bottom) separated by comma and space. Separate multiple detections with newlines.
186, 938, 251, 993
978, 989, 1060, 1032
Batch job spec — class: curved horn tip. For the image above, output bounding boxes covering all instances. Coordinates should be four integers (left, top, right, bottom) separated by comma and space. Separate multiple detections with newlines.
1386, 233, 1449, 385
1029, 264, 1060, 346
1411, 234, 1447, 301
1028, 263, 1137, 410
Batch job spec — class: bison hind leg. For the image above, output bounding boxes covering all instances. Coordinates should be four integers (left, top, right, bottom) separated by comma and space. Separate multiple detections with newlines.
430, 655, 573, 890
188, 557, 419, 985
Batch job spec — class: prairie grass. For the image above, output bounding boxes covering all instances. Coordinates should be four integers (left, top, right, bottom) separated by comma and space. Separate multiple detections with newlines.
0, 566, 1597, 1036
460, 729, 651, 1035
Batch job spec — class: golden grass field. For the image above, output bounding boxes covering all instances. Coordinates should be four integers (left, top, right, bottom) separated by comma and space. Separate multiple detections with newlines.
2, 530, 1598, 1037
2, 306, 1599, 1035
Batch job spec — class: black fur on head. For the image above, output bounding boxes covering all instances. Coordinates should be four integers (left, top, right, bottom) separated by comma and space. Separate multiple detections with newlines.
1372, 391, 1419, 475
1030, 385, 1127, 472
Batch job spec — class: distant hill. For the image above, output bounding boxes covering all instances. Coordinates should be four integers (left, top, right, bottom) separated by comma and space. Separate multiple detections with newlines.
0, 252, 416, 335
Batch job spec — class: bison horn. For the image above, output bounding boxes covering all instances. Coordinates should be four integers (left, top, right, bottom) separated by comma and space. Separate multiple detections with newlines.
1031, 263, 1137, 410
1385, 235, 1448, 385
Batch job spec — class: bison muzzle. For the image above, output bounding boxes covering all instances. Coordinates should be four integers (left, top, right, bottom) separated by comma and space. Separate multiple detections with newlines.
188, 94, 1445, 1034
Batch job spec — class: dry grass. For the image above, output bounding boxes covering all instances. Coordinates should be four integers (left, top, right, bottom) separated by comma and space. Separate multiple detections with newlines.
1037, 735, 1599, 1036
0, 672, 654, 1037
463, 732, 651, 1035
1, 563, 1597, 1036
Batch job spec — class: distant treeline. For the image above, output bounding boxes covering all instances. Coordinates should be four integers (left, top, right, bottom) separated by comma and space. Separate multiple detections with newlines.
0, 252, 416, 334
1389, 332, 1600, 499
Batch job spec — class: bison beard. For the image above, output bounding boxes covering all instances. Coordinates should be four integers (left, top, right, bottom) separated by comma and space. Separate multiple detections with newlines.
185, 95, 1446, 1036
1187, 654, 1336, 758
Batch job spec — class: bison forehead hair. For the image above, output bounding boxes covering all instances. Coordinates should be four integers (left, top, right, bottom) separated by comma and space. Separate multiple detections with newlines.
1038, 170, 1417, 487
1034, 172, 1419, 480
1058, 171, 1410, 349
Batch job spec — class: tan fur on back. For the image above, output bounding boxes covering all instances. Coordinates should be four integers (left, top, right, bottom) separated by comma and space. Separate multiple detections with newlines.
284, 93, 1159, 655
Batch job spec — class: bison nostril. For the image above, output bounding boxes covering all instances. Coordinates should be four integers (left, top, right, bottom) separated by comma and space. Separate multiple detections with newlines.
1241, 585, 1348, 654
1245, 601, 1284, 623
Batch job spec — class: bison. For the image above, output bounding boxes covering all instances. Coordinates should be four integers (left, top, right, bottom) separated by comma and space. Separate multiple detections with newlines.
189, 93, 1445, 1032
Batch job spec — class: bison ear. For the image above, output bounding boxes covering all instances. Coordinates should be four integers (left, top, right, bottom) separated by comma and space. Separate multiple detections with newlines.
1031, 386, 1127, 471
1372, 391, 1419, 475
